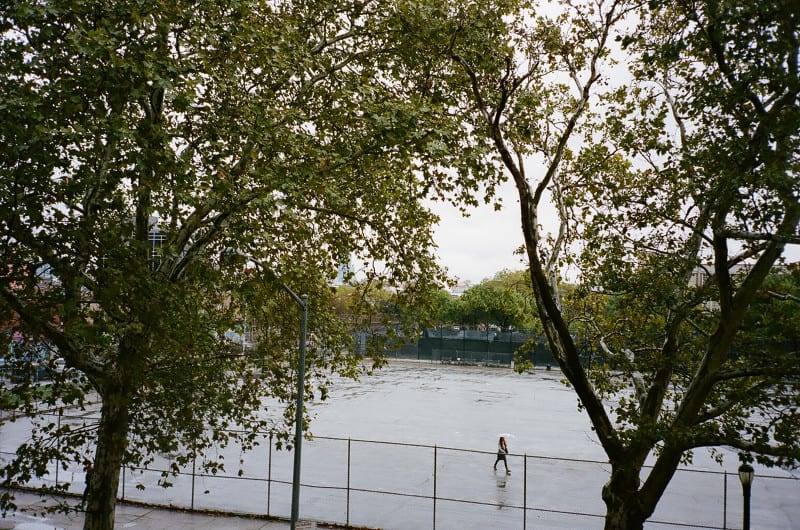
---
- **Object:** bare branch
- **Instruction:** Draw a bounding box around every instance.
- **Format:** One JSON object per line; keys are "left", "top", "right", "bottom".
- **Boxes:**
{"left": 765, "top": 290, "right": 800, "bottom": 303}
{"left": 718, "top": 230, "right": 800, "bottom": 245}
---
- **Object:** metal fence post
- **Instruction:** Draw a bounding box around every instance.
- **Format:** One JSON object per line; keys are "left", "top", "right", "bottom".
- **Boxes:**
{"left": 191, "top": 452, "right": 196, "bottom": 510}
{"left": 347, "top": 438, "right": 352, "bottom": 527}
{"left": 121, "top": 464, "right": 126, "bottom": 501}
{"left": 433, "top": 445, "right": 438, "bottom": 530}
{"left": 55, "top": 412, "right": 61, "bottom": 486}
{"left": 524, "top": 453, "right": 528, "bottom": 530}
{"left": 486, "top": 327, "right": 490, "bottom": 361}
{"left": 439, "top": 325, "right": 443, "bottom": 364}
{"left": 462, "top": 325, "right": 466, "bottom": 361}
{"left": 723, "top": 470, "right": 727, "bottom": 529}
{"left": 267, "top": 433, "right": 273, "bottom": 516}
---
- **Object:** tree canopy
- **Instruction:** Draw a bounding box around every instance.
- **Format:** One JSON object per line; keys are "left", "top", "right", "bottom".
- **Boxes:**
{"left": 0, "top": 1, "right": 499, "bottom": 527}
{"left": 451, "top": 270, "right": 538, "bottom": 330}
{"left": 410, "top": 0, "right": 800, "bottom": 528}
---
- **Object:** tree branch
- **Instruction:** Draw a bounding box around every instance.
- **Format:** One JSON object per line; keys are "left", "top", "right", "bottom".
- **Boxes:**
{"left": 718, "top": 230, "right": 800, "bottom": 245}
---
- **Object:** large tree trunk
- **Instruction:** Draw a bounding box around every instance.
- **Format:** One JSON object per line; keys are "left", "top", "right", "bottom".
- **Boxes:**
{"left": 602, "top": 463, "right": 649, "bottom": 530}
{"left": 84, "top": 391, "right": 131, "bottom": 530}
{"left": 604, "top": 500, "right": 647, "bottom": 530}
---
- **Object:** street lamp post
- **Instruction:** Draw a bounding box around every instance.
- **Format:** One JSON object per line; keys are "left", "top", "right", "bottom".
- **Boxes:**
{"left": 244, "top": 257, "right": 308, "bottom": 529}
{"left": 284, "top": 289, "right": 308, "bottom": 530}
{"left": 738, "top": 463, "right": 754, "bottom": 530}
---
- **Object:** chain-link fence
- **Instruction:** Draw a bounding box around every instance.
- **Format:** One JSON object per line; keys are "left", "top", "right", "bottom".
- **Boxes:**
{"left": 2, "top": 414, "right": 798, "bottom": 529}
{"left": 357, "top": 327, "right": 559, "bottom": 368}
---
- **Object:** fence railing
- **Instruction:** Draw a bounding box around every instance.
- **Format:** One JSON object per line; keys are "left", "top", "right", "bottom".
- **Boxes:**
{"left": 358, "top": 327, "right": 559, "bottom": 368}
{"left": 2, "top": 415, "right": 799, "bottom": 529}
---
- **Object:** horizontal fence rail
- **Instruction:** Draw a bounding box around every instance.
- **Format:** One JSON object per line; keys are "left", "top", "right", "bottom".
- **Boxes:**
{"left": 1, "top": 413, "right": 799, "bottom": 529}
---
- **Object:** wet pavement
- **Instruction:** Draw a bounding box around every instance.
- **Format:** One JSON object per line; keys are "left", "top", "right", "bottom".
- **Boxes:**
{"left": 2, "top": 361, "right": 799, "bottom": 529}
{"left": 0, "top": 489, "right": 337, "bottom": 529}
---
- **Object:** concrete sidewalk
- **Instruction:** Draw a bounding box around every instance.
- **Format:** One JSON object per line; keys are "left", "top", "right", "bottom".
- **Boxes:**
{"left": 0, "top": 490, "right": 337, "bottom": 530}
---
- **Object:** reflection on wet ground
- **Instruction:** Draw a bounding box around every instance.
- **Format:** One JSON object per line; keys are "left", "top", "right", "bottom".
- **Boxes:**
{"left": 305, "top": 361, "right": 601, "bottom": 459}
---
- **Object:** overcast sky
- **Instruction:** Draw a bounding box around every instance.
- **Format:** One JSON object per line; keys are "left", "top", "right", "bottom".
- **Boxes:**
{"left": 430, "top": 176, "right": 800, "bottom": 286}
{"left": 429, "top": 176, "right": 557, "bottom": 285}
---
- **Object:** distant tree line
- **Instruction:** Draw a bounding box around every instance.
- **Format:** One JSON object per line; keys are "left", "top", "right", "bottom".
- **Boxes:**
{"left": 336, "top": 266, "right": 800, "bottom": 372}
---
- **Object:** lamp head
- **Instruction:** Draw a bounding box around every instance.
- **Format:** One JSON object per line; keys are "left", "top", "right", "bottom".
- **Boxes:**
{"left": 738, "top": 463, "right": 754, "bottom": 487}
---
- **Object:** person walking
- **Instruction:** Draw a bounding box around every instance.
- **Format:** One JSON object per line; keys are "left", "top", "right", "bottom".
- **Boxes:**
{"left": 493, "top": 436, "right": 510, "bottom": 474}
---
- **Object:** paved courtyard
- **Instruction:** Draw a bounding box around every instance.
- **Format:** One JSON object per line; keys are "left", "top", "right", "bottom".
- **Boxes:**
{"left": 2, "top": 361, "right": 799, "bottom": 529}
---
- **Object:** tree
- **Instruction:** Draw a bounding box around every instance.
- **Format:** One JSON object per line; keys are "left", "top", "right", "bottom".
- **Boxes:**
{"left": 733, "top": 267, "right": 800, "bottom": 381}
{"left": 456, "top": 269, "right": 538, "bottom": 330}
{"left": 0, "top": 2, "right": 497, "bottom": 528}
{"left": 423, "top": 288, "right": 461, "bottom": 326}
{"left": 331, "top": 281, "right": 404, "bottom": 351}
{"left": 410, "top": 0, "right": 800, "bottom": 528}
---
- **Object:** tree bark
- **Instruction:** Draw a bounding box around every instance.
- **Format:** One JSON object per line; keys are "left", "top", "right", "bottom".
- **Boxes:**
{"left": 83, "top": 390, "right": 131, "bottom": 530}
{"left": 602, "top": 462, "right": 648, "bottom": 530}
{"left": 603, "top": 500, "right": 647, "bottom": 530}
